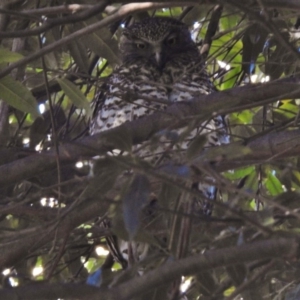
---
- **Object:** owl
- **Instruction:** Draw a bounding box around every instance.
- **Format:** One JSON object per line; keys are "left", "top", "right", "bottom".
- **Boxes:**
{"left": 89, "top": 17, "right": 228, "bottom": 268}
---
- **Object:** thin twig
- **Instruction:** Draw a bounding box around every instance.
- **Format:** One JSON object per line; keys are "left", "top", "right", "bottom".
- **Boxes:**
{"left": 227, "top": 0, "right": 300, "bottom": 61}
{"left": 0, "top": 2, "right": 200, "bottom": 79}
{"left": 0, "top": 1, "right": 109, "bottom": 38}
{"left": 224, "top": 260, "right": 276, "bottom": 300}
{"left": 201, "top": 5, "right": 223, "bottom": 59}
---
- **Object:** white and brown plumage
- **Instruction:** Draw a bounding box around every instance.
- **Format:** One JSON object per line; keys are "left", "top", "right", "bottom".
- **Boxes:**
{"left": 90, "top": 17, "right": 225, "bottom": 139}
{"left": 90, "top": 17, "right": 228, "bottom": 267}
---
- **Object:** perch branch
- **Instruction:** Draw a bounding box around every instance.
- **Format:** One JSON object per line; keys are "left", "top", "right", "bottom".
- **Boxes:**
{"left": 0, "top": 77, "right": 300, "bottom": 187}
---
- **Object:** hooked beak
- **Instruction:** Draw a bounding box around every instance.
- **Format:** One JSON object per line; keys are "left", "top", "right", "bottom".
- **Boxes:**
{"left": 154, "top": 50, "right": 166, "bottom": 69}
{"left": 155, "top": 51, "right": 161, "bottom": 66}
{"left": 153, "top": 45, "right": 165, "bottom": 69}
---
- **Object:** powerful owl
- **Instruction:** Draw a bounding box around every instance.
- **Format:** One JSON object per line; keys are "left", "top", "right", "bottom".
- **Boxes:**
{"left": 89, "top": 17, "right": 228, "bottom": 268}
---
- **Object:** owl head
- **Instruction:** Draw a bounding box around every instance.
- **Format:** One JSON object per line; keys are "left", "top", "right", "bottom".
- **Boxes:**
{"left": 119, "top": 17, "right": 198, "bottom": 68}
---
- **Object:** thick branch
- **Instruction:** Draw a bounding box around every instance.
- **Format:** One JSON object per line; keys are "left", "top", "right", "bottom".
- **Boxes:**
{"left": 0, "top": 237, "right": 298, "bottom": 300}
{"left": 101, "top": 0, "right": 300, "bottom": 10}
{"left": 0, "top": 77, "right": 300, "bottom": 187}
{"left": 110, "top": 237, "right": 299, "bottom": 300}
{"left": 211, "top": 129, "right": 300, "bottom": 172}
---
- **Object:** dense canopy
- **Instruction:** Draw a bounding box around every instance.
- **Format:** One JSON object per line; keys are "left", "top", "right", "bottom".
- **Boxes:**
{"left": 1, "top": 1, "right": 300, "bottom": 299}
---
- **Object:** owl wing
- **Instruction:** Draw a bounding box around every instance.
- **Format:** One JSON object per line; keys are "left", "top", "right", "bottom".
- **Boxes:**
{"left": 166, "top": 58, "right": 229, "bottom": 214}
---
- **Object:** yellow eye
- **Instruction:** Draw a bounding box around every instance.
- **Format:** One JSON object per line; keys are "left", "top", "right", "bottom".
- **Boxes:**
{"left": 167, "top": 37, "right": 177, "bottom": 46}
{"left": 136, "top": 43, "right": 146, "bottom": 49}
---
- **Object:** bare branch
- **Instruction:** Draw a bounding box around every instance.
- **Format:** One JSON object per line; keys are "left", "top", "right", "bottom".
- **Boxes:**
{"left": 0, "top": 101, "right": 9, "bottom": 145}
{"left": 0, "top": 1, "right": 109, "bottom": 38}
{"left": 0, "top": 2, "right": 197, "bottom": 79}
{"left": 0, "top": 237, "right": 297, "bottom": 300}
{"left": 109, "top": 237, "right": 299, "bottom": 300}
{"left": 0, "top": 193, "right": 111, "bottom": 269}
{"left": 0, "top": 77, "right": 299, "bottom": 187}
{"left": 215, "top": 129, "right": 300, "bottom": 172}
{"left": 92, "top": 0, "right": 300, "bottom": 10}
{"left": 0, "top": 4, "right": 94, "bottom": 16}
{"left": 1, "top": 1, "right": 300, "bottom": 78}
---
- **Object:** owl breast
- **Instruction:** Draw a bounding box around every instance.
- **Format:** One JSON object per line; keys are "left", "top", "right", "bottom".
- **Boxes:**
{"left": 91, "top": 55, "right": 226, "bottom": 151}
{"left": 90, "top": 62, "right": 168, "bottom": 135}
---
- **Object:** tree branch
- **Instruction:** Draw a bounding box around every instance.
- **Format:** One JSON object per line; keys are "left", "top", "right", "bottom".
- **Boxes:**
{"left": 209, "top": 129, "right": 300, "bottom": 172}
{"left": 2, "top": 0, "right": 299, "bottom": 79}
{"left": 0, "top": 194, "right": 111, "bottom": 269}
{"left": 0, "top": 2, "right": 197, "bottom": 79}
{"left": 0, "top": 237, "right": 298, "bottom": 300}
{"left": 0, "top": 4, "right": 95, "bottom": 16}
{"left": 96, "top": 0, "right": 300, "bottom": 10}
{"left": 227, "top": 0, "right": 300, "bottom": 61}
{"left": 0, "top": 282, "right": 103, "bottom": 300}
{"left": 0, "top": 1, "right": 109, "bottom": 38}
{"left": 110, "top": 237, "right": 299, "bottom": 300}
{"left": 0, "top": 77, "right": 300, "bottom": 187}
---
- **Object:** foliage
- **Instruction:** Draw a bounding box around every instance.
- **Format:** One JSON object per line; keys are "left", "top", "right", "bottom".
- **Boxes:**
{"left": 1, "top": 1, "right": 300, "bottom": 300}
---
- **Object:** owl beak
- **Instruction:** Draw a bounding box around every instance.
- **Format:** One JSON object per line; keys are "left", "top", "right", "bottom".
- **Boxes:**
{"left": 152, "top": 45, "right": 164, "bottom": 68}
{"left": 154, "top": 51, "right": 166, "bottom": 69}
{"left": 155, "top": 52, "right": 161, "bottom": 66}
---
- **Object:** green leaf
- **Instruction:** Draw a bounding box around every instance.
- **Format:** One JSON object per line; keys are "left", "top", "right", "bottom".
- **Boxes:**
{"left": 224, "top": 166, "right": 255, "bottom": 180}
{"left": 224, "top": 286, "right": 235, "bottom": 297}
{"left": 220, "top": 64, "right": 241, "bottom": 90}
{"left": 232, "top": 110, "right": 253, "bottom": 124}
{"left": 80, "top": 18, "right": 119, "bottom": 65}
{"left": 0, "top": 48, "right": 23, "bottom": 63}
{"left": 158, "top": 182, "right": 181, "bottom": 209}
{"left": 276, "top": 101, "right": 298, "bottom": 119}
{"left": 0, "top": 76, "right": 40, "bottom": 118}
{"left": 56, "top": 77, "right": 92, "bottom": 118}
{"left": 211, "top": 35, "right": 243, "bottom": 59}
{"left": 122, "top": 174, "right": 150, "bottom": 239}
{"left": 220, "top": 14, "right": 240, "bottom": 32}
{"left": 68, "top": 41, "right": 89, "bottom": 74}
{"left": 65, "top": 25, "right": 89, "bottom": 74}
{"left": 265, "top": 172, "right": 284, "bottom": 196}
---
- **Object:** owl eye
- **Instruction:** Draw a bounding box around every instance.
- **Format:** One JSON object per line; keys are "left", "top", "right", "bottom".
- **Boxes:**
{"left": 136, "top": 42, "right": 146, "bottom": 49}
{"left": 166, "top": 36, "right": 177, "bottom": 46}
